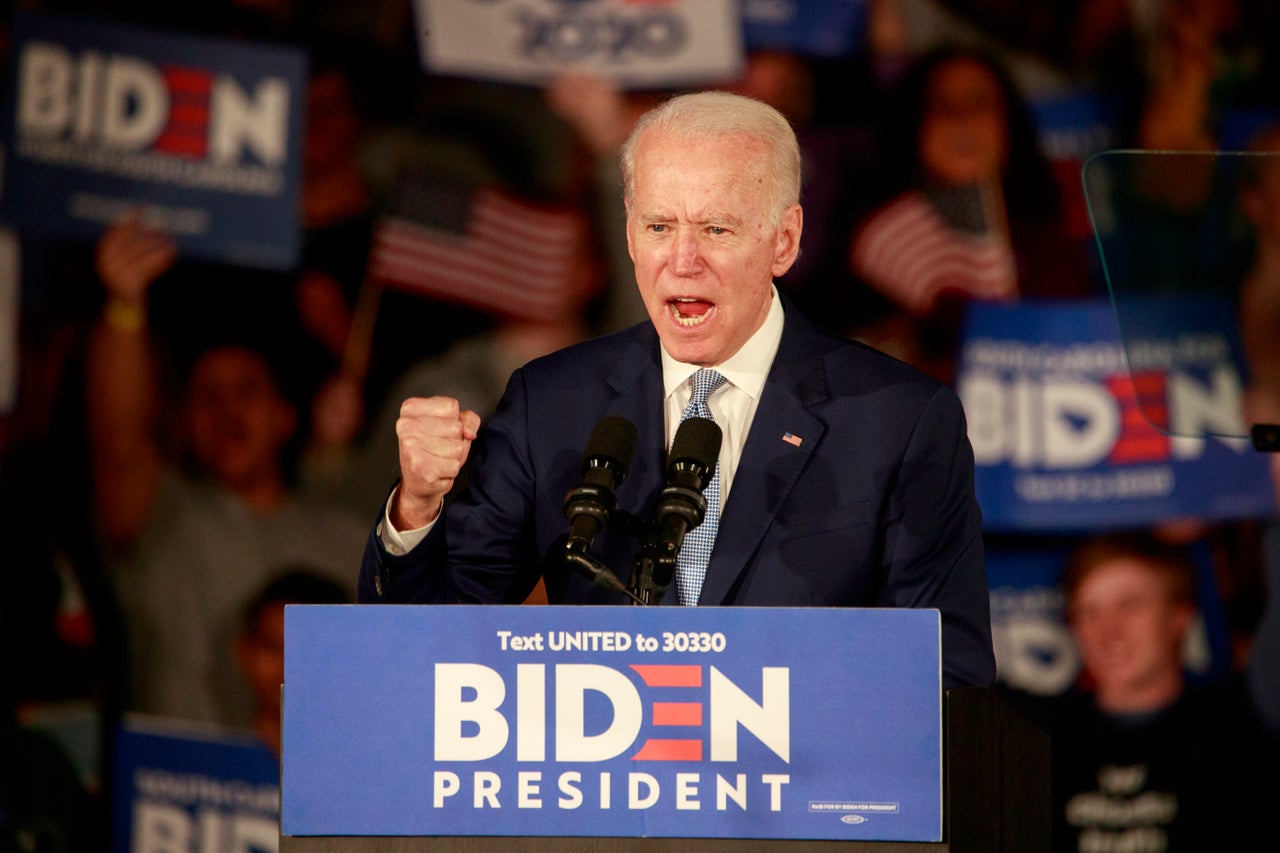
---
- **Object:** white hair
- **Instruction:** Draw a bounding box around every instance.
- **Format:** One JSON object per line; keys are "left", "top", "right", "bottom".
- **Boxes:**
{"left": 620, "top": 91, "right": 801, "bottom": 226}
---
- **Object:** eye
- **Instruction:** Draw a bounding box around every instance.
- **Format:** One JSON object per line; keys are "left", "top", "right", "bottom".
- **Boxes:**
{"left": 648, "top": 223, "right": 667, "bottom": 233}
{"left": 708, "top": 226, "right": 727, "bottom": 235}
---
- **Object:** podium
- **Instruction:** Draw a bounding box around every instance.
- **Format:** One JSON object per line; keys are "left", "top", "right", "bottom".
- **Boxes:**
{"left": 280, "top": 607, "right": 1048, "bottom": 853}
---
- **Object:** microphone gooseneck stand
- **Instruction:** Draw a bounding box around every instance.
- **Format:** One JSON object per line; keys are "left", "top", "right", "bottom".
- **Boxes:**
{"left": 551, "top": 414, "right": 720, "bottom": 607}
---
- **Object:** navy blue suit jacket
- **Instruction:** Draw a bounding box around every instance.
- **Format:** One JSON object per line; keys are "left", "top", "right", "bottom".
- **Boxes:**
{"left": 360, "top": 304, "right": 996, "bottom": 688}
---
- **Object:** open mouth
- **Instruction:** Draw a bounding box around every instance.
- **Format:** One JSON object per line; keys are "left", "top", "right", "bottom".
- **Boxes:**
{"left": 668, "top": 297, "right": 714, "bottom": 327}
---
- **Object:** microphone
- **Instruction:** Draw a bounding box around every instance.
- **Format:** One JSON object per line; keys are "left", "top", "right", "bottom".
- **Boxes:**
{"left": 651, "top": 417, "right": 722, "bottom": 590}
{"left": 563, "top": 415, "right": 639, "bottom": 552}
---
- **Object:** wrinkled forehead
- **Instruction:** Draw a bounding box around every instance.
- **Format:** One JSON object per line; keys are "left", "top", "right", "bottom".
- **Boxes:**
{"left": 631, "top": 130, "right": 772, "bottom": 195}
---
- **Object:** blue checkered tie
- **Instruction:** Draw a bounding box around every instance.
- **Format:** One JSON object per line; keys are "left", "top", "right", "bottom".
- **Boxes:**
{"left": 675, "top": 369, "right": 727, "bottom": 606}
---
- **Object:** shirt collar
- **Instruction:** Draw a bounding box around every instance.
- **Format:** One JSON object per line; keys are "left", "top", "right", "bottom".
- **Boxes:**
{"left": 661, "top": 286, "right": 784, "bottom": 400}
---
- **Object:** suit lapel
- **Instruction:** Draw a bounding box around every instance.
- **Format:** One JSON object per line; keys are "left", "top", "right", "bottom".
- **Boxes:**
{"left": 601, "top": 328, "right": 667, "bottom": 539}
{"left": 698, "top": 309, "right": 829, "bottom": 605}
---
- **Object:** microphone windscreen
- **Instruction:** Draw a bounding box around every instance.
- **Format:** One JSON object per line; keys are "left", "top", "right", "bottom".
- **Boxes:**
{"left": 583, "top": 415, "right": 639, "bottom": 471}
{"left": 669, "top": 417, "right": 721, "bottom": 471}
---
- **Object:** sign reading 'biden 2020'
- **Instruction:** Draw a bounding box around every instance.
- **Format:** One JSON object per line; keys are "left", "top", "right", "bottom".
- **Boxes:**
{"left": 2, "top": 12, "right": 306, "bottom": 269}
{"left": 413, "top": 0, "right": 743, "bottom": 90}
{"left": 282, "top": 606, "right": 942, "bottom": 841}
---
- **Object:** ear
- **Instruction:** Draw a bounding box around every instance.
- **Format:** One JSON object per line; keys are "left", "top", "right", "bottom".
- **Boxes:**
{"left": 1170, "top": 600, "right": 1196, "bottom": 646}
{"left": 770, "top": 203, "right": 803, "bottom": 278}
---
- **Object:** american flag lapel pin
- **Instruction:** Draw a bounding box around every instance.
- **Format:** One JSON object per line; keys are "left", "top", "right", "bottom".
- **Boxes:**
{"left": 782, "top": 432, "right": 803, "bottom": 447}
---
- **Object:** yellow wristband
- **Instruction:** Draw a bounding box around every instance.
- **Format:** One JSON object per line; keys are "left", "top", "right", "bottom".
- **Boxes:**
{"left": 104, "top": 298, "right": 147, "bottom": 332}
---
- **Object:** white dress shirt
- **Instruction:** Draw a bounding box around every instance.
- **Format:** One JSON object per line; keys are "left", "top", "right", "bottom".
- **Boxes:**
{"left": 381, "top": 288, "right": 786, "bottom": 553}
{"left": 660, "top": 287, "right": 784, "bottom": 504}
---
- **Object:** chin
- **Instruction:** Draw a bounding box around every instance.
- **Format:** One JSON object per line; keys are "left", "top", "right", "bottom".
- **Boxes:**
{"left": 662, "top": 341, "right": 720, "bottom": 367}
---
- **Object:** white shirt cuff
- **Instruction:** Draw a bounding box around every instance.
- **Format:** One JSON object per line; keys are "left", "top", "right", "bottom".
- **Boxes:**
{"left": 378, "top": 487, "right": 434, "bottom": 555}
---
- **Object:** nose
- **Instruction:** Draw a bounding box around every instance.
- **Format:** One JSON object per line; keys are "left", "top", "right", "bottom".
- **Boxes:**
{"left": 671, "top": 229, "right": 701, "bottom": 276}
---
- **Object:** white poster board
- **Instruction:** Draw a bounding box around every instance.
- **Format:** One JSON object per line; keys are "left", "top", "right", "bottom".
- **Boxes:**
{"left": 413, "top": 0, "right": 744, "bottom": 89}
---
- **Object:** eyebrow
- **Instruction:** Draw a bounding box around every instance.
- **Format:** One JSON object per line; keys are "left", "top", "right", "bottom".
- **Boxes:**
{"left": 636, "top": 212, "right": 746, "bottom": 227}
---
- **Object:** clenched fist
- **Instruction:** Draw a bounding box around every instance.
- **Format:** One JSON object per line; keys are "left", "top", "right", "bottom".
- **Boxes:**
{"left": 391, "top": 396, "right": 481, "bottom": 530}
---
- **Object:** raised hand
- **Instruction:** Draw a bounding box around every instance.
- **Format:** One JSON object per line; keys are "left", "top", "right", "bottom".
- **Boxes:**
{"left": 391, "top": 396, "right": 481, "bottom": 530}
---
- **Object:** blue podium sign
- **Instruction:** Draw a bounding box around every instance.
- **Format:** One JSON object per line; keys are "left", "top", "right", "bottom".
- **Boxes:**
{"left": 282, "top": 605, "right": 941, "bottom": 842}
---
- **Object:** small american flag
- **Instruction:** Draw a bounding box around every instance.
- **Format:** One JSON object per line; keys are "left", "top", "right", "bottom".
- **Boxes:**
{"left": 851, "top": 189, "right": 1016, "bottom": 315}
{"left": 782, "top": 432, "right": 803, "bottom": 447}
{"left": 366, "top": 170, "right": 586, "bottom": 321}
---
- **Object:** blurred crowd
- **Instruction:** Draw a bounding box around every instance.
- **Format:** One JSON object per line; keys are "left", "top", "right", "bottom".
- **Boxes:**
{"left": 2, "top": 0, "right": 1280, "bottom": 850}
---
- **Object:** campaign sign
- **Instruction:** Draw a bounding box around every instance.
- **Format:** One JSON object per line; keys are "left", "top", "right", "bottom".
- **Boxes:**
{"left": 1028, "top": 89, "right": 1123, "bottom": 243}
{"left": 282, "top": 605, "right": 942, "bottom": 841}
{"left": 413, "top": 0, "right": 744, "bottom": 89}
{"left": 957, "top": 297, "right": 1275, "bottom": 532}
{"left": 1, "top": 12, "right": 306, "bottom": 270}
{"left": 111, "top": 714, "right": 279, "bottom": 853}
{"left": 742, "top": 0, "right": 869, "bottom": 59}
{"left": 986, "top": 542, "right": 1079, "bottom": 697}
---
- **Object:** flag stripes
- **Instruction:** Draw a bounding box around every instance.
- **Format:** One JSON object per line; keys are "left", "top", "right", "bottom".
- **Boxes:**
{"left": 367, "top": 182, "right": 584, "bottom": 321}
{"left": 852, "top": 191, "right": 1017, "bottom": 315}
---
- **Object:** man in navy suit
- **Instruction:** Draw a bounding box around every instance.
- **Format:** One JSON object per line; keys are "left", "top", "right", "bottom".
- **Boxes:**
{"left": 360, "top": 91, "right": 995, "bottom": 689}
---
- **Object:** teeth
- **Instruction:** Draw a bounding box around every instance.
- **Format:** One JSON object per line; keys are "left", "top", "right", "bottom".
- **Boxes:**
{"left": 669, "top": 300, "right": 711, "bottom": 327}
